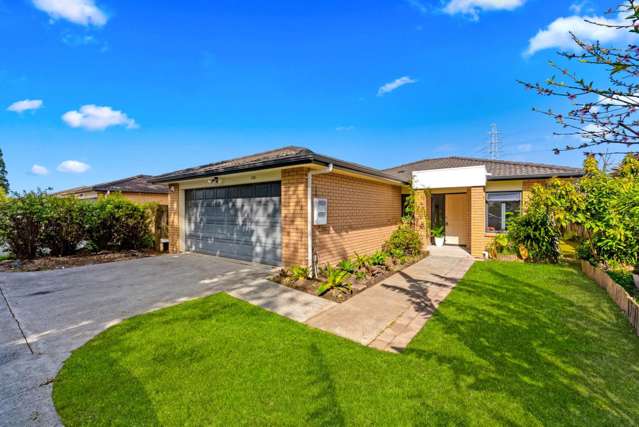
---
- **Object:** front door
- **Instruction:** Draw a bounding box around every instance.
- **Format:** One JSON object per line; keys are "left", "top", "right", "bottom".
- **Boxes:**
{"left": 444, "top": 193, "right": 468, "bottom": 246}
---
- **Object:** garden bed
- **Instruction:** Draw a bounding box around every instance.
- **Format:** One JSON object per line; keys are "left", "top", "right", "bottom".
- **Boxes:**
{"left": 0, "top": 250, "right": 158, "bottom": 272}
{"left": 270, "top": 252, "right": 427, "bottom": 303}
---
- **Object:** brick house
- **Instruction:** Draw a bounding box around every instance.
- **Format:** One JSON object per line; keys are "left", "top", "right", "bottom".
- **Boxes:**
{"left": 55, "top": 175, "right": 169, "bottom": 205}
{"left": 151, "top": 146, "right": 582, "bottom": 268}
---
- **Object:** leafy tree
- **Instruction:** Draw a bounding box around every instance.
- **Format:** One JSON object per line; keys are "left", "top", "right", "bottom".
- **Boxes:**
{"left": 0, "top": 148, "right": 8, "bottom": 193}
{"left": 520, "top": 1, "right": 639, "bottom": 157}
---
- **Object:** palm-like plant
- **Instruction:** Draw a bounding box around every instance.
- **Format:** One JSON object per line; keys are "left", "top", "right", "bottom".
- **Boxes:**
{"left": 317, "top": 264, "right": 351, "bottom": 296}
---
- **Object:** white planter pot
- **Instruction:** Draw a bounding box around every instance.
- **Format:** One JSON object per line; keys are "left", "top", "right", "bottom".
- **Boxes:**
{"left": 434, "top": 237, "right": 445, "bottom": 247}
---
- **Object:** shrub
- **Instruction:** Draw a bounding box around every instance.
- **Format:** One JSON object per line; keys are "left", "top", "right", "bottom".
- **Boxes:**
{"left": 507, "top": 209, "right": 560, "bottom": 263}
{"left": 317, "top": 264, "right": 351, "bottom": 295}
{"left": 368, "top": 251, "right": 388, "bottom": 266}
{"left": 86, "top": 194, "right": 153, "bottom": 251}
{"left": 41, "top": 197, "right": 89, "bottom": 256}
{"left": 289, "top": 265, "right": 309, "bottom": 280}
{"left": 389, "top": 248, "right": 407, "bottom": 264}
{"left": 383, "top": 222, "right": 421, "bottom": 257}
{"left": 0, "top": 190, "right": 48, "bottom": 259}
{"left": 431, "top": 224, "right": 445, "bottom": 238}
{"left": 352, "top": 253, "right": 370, "bottom": 270}
{"left": 337, "top": 259, "right": 356, "bottom": 273}
{"left": 487, "top": 233, "right": 513, "bottom": 258}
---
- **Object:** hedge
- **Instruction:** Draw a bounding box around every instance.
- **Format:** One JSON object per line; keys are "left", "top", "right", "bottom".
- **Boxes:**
{"left": 0, "top": 191, "right": 154, "bottom": 259}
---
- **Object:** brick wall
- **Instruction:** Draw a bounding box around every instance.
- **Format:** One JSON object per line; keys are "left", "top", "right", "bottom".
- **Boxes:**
{"left": 168, "top": 184, "right": 180, "bottom": 253}
{"left": 120, "top": 192, "right": 169, "bottom": 205}
{"left": 281, "top": 168, "right": 309, "bottom": 266}
{"left": 312, "top": 172, "right": 402, "bottom": 265}
{"left": 414, "top": 190, "right": 430, "bottom": 250}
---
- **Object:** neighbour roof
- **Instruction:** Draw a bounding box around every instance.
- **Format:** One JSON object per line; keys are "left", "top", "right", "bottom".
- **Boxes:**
{"left": 384, "top": 156, "right": 583, "bottom": 181}
{"left": 56, "top": 175, "right": 169, "bottom": 195}
{"left": 151, "top": 146, "right": 408, "bottom": 184}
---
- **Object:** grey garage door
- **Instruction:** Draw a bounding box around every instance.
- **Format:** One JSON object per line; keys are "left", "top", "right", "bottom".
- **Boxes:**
{"left": 185, "top": 182, "right": 282, "bottom": 265}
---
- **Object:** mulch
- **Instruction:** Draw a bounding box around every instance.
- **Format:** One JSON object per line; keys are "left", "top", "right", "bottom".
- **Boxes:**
{"left": 273, "top": 253, "right": 427, "bottom": 303}
{"left": 0, "top": 250, "right": 159, "bottom": 272}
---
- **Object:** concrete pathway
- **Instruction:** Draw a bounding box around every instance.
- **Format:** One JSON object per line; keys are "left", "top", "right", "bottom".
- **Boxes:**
{"left": 0, "top": 254, "right": 333, "bottom": 427}
{"left": 306, "top": 246, "right": 474, "bottom": 352}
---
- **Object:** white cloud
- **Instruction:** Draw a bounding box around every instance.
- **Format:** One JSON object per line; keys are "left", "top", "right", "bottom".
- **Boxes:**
{"left": 336, "top": 125, "right": 355, "bottom": 131}
{"left": 525, "top": 13, "right": 635, "bottom": 56}
{"left": 62, "top": 105, "right": 138, "bottom": 131}
{"left": 517, "top": 143, "right": 533, "bottom": 152}
{"left": 32, "top": 0, "right": 107, "bottom": 26}
{"left": 57, "top": 160, "right": 90, "bottom": 173}
{"left": 377, "top": 76, "right": 417, "bottom": 96}
{"left": 7, "top": 99, "right": 43, "bottom": 113}
{"left": 443, "top": 0, "right": 525, "bottom": 20}
{"left": 31, "top": 164, "right": 49, "bottom": 175}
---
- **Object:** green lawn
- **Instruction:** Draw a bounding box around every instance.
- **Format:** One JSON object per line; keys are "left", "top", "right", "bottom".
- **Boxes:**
{"left": 53, "top": 262, "right": 639, "bottom": 426}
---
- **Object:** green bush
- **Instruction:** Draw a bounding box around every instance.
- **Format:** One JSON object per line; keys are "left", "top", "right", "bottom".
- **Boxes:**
{"left": 289, "top": 265, "right": 309, "bottom": 280}
{"left": 0, "top": 191, "right": 154, "bottom": 259}
{"left": 86, "top": 195, "right": 153, "bottom": 251}
{"left": 508, "top": 154, "right": 639, "bottom": 266}
{"left": 0, "top": 190, "right": 48, "bottom": 259}
{"left": 317, "top": 264, "right": 351, "bottom": 296}
{"left": 337, "top": 259, "right": 356, "bottom": 273}
{"left": 508, "top": 209, "right": 560, "bottom": 263}
{"left": 41, "top": 197, "right": 90, "bottom": 256}
{"left": 368, "top": 251, "right": 388, "bottom": 266}
{"left": 383, "top": 222, "right": 422, "bottom": 257}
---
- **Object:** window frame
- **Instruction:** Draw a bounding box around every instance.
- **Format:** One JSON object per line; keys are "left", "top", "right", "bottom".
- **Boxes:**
{"left": 485, "top": 191, "right": 522, "bottom": 233}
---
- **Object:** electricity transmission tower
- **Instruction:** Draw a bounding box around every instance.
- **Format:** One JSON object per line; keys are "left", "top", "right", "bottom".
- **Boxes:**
{"left": 487, "top": 123, "right": 502, "bottom": 160}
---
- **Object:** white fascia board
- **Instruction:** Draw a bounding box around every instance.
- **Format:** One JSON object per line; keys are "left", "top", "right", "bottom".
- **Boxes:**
{"left": 412, "top": 165, "right": 487, "bottom": 189}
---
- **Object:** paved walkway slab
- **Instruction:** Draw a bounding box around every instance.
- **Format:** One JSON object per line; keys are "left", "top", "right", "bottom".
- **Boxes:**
{"left": 306, "top": 246, "right": 474, "bottom": 352}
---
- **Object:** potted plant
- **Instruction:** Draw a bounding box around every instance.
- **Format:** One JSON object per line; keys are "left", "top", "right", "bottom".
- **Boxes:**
{"left": 432, "top": 223, "right": 445, "bottom": 247}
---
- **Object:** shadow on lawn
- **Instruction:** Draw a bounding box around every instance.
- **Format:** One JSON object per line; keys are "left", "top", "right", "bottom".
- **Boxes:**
{"left": 305, "top": 343, "right": 345, "bottom": 426}
{"left": 404, "top": 263, "right": 639, "bottom": 425}
{"left": 55, "top": 351, "right": 161, "bottom": 425}
{"left": 379, "top": 270, "right": 455, "bottom": 318}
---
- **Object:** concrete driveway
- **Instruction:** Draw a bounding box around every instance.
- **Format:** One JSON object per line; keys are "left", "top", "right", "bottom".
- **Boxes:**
{"left": 0, "top": 254, "right": 333, "bottom": 426}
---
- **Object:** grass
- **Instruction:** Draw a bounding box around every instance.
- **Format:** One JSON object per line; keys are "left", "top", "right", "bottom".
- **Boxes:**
{"left": 53, "top": 262, "right": 639, "bottom": 426}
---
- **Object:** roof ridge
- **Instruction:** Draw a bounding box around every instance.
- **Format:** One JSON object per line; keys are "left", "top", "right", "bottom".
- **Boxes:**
{"left": 153, "top": 146, "right": 312, "bottom": 179}
{"left": 95, "top": 174, "right": 148, "bottom": 188}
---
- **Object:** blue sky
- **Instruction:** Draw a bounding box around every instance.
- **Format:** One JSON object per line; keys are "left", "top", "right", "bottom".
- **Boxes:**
{"left": 0, "top": 0, "right": 623, "bottom": 192}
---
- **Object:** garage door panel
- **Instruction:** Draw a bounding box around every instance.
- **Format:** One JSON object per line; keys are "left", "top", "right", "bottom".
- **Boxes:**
{"left": 185, "top": 182, "right": 281, "bottom": 265}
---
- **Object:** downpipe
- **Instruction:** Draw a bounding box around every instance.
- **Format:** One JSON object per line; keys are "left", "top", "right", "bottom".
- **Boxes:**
{"left": 307, "top": 163, "right": 333, "bottom": 278}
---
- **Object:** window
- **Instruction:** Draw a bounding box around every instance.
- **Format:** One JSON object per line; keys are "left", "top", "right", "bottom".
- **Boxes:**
{"left": 486, "top": 191, "right": 521, "bottom": 233}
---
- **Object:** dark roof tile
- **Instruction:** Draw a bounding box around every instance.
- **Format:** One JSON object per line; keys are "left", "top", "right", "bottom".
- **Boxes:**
{"left": 384, "top": 156, "right": 583, "bottom": 181}
{"left": 56, "top": 175, "right": 169, "bottom": 195}
{"left": 151, "top": 146, "right": 406, "bottom": 183}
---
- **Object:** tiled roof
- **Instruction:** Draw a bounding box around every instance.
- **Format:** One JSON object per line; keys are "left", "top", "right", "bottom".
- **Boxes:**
{"left": 56, "top": 175, "right": 169, "bottom": 195}
{"left": 384, "top": 156, "right": 583, "bottom": 181}
{"left": 151, "top": 146, "right": 406, "bottom": 183}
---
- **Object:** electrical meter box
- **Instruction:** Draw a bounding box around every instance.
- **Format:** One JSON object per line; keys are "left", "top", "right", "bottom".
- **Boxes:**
{"left": 313, "top": 198, "right": 328, "bottom": 225}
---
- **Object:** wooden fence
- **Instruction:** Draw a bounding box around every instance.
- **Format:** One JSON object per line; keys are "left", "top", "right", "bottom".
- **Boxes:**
{"left": 581, "top": 260, "right": 639, "bottom": 335}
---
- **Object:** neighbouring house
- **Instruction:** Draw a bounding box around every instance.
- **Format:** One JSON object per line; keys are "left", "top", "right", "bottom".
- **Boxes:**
{"left": 54, "top": 175, "right": 169, "bottom": 205}
{"left": 151, "top": 146, "right": 583, "bottom": 268}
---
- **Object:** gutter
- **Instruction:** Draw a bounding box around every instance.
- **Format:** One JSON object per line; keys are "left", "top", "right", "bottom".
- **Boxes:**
{"left": 487, "top": 172, "right": 583, "bottom": 181}
{"left": 308, "top": 163, "right": 333, "bottom": 277}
